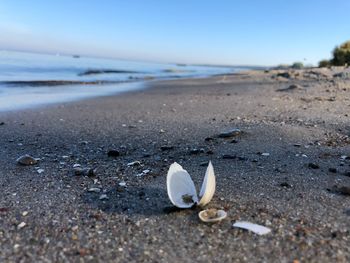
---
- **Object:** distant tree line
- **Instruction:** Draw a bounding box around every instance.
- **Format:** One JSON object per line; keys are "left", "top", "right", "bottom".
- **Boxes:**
{"left": 319, "top": 40, "right": 350, "bottom": 67}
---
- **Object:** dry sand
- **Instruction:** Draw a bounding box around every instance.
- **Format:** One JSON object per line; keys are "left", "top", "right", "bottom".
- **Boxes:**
{"left": 0, "top": 68, "right": 350, "bottom": 262}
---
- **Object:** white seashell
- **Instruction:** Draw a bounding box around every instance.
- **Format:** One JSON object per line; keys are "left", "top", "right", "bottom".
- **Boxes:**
{"left": 166, "top": 162, "right": 198, "bottom": 208}
{"left": 166, "top": 162, "right": 216, "bottom": 208}
{"left": 198, "top": 161, "right": 216, "bottom": 206}
{"left": 232, "top": 221, "right": 271, "bottom": 235}
{"left": 198, "top": 208, "right": 227, "bottom": 223}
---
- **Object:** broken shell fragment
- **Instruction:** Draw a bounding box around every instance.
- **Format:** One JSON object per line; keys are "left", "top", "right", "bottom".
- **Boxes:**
{"left": 232, "top": 221, "right": 271, "bottom": 235}
{"left": 199, "top": 208, "right": 227, "bottom": 223}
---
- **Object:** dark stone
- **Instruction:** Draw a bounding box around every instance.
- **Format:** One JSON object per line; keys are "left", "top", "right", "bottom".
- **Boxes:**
{"left": 328, "top": 168, "right": 337, "bottom": 173}
{"left": 189, "top": 149, "right": 200, "bottom": 154}
{"left": 276, "top": 72, "right": 291, "bottom": 78}
{"left": 276, "top": 84, "right": 303, "bottom": 92}
{"left": 161, "top": 146, "right": 174, "bottom": 151}
{"left": 222, "top": 154, "right": 236, "bottom": 159}
{"left": 218, "top": 128, "right": 242, "bottom": 138}
{"left": 107, "top": 150, "right": 120, "bottom": 157}
{"left": 206, "top": 150, "right": 214, "bottom": 155}
{"left": 205, "top": 137, "right": 214, "bottom": 142}
{"left": 230, "top": 139, "right": 239, "bottom": 144}
{"left": 16, "top": 155, "right": 38, "bottom": 165}
{"left": 308, "top": 163, "right": 320, "bottom": 169}
{"left": 280, "top": 182, "right": 292, "bottom": 188}
{"left": 338, "top": 186, "right": 350, "bottom": 196}
{"left": 163, "top": 206, "right": 184, "bottom": 214}
{"left": 344, "top": 171, "right": 350, "bottom": 177}
{"left": 200, "top": 161, "right": 209, "bottom": 166}
{"left": 0, "top": 122, "right": 4, "bottom": 125}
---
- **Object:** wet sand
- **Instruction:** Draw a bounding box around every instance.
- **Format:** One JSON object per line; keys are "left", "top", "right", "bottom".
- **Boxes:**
{"left": 0, "top": 68, "right": 350, "bottom": 262}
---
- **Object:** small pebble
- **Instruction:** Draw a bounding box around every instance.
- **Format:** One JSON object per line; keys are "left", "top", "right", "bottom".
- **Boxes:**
{"left": 88, "top": 188, "right": 101, "bottom": 193}
{"left": 17, "top": 222, "right": 26, "bottom": 229}
{"left": 190, "top": 149, "right": 200, "bottom": 154}
{"left": 200, "top": 161, "right": 209, "bottom": 166}
{"left": 328, "top": 168, "right": 337, "bottom": 173}
{"left": 99, "top": 194, "right": 108, "bottom": 200}
{"left": 36, "top": 168, "right": 44, "bottom": 174}
{"left": 127, "top": 161, "right": 141, "bottom": 166}
{"left": 218, "top": 128, "right": 242, "bottom": 138}
{"left": 119, "top": 182, "right": 127, "bottom": 187}
{"left": 280, "top": 182, "right": 292, "bottom": 188}
{"left": 161, "top": 146, "right": 174, "bottom": 151}
{"left": 16, "top": 155, "right": 38, "bottom": 165}
{"left": 308, "top": 163, "right": 320, "bottom": 169}
{"left": 222, "top": 154, "right": 236, "bottom": 159}
{"left": 108, "top": 150, "right": 120, "bottom": 157}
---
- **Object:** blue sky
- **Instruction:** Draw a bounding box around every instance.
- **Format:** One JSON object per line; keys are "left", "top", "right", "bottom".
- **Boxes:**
{"left": 1, "top": 0, "right": 349, "bottom": 66}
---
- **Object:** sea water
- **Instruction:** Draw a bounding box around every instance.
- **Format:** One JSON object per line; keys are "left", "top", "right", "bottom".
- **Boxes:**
{"left": 0, "top": 50, "right": 249, "bottom": 111}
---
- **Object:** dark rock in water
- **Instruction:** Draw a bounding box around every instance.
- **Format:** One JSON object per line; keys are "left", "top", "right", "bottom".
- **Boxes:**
{"left": 230, "top": 139, "right": 239, "bottom": 144}
{"left": 344, "top": 171, "right": 350, "bottom": 177}
{"left": 328, "top": 168, "right": 337, "bottom": 173}
{"left": 107, "top": 150, "right": 120, "bottom": 157}
{"left": 78, "top": 69, "right": 141, "bottom": 76}
{"left": 161, "top": 146, "right": 174, "bottom": 151}
{"left": 205, "top": 137, "right": 214, "bottom": 142}
{"left": 218, "top": 128, "right": 242, "bottom": 138}
{"left": 16, "top": 155, "right": 38, "bottom": 165}
{"left": 222, "top": 154, "right": 236, "bottom": 159}
{"left": 308, "top": 163, "right": 319, "bottom": 169}
{"left": 0, "top": 122, "right": 4, "bottom": 126}
{"left": 206, "top": 150, "right": 214, "bottom": 155}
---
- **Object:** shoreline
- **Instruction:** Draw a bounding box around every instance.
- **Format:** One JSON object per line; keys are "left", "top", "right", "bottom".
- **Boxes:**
{"left": 1, "top": 68, "right": 350, "bottom": 262}
{"left": 0, "top": 71, "right": 244, "bottom": 113}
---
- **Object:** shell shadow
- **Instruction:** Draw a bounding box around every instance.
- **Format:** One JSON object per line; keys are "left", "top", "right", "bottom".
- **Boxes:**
{"left": 82, "top": 185, "right": 172, "bottom": 216}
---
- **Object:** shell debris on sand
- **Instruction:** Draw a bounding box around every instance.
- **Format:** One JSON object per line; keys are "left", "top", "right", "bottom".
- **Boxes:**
{"left": 233, "top": 221, "right": 271, "bottom": 235}
{"left": 199, "top": 208, "right": 227, "bottom": 223}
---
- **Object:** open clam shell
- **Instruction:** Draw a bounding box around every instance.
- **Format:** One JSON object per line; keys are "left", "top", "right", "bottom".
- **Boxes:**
{"left": 198, "top": 161, "right": 216, "bottom": 207}
{"left": 198, "top": 208, "right": 227, "bottom": 223}
{"left": 166, "top": 161, "right": 216, "bottom": 208}
{"left": 166, "top": 162, "right": 198, "bottom": 208}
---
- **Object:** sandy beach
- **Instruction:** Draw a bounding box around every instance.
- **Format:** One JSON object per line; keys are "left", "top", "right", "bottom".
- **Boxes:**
{"left": 1, "top": 68, "right": 350, "bottom": 262}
